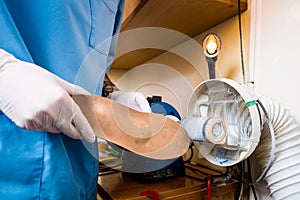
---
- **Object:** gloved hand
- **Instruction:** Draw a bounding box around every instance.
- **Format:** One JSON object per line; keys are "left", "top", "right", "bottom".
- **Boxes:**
{"left": 109, "top": 91, "right": 151, "bottom": 112}
{"left": 166, "top": 115, "right": 180, "bottom": 122}
{"left": 0, "top": 49, "right": 95, "bottom": 143}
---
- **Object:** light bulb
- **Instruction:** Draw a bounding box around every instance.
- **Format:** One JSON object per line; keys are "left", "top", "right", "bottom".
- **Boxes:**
{"left": 206, "top": 35, "right": 218, "bottom": 55}
{"left": 202, "top": 33, "right": 221, "bottom": 58}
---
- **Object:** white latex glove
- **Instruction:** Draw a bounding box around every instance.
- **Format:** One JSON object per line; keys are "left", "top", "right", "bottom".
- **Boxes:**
{"left": 109, "top": 91, "right": 151, "bottom": 113}
{"left": 166, "top": 115, "right": 180, "bottom": 122}
{"left": 0, "top": 49, "right": 95, "bottom": 143}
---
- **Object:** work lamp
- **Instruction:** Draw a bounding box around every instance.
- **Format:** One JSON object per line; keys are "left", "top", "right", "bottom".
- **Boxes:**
{"left": 202, "top": 33, "right": 222, "bottom": 79}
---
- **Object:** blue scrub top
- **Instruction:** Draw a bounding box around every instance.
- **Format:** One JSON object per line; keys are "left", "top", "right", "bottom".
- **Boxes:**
{"left": 0, "top": 0, "right": 124, "bottom": 199}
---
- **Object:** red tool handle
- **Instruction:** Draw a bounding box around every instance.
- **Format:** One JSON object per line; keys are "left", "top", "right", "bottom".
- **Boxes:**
{"left": 207, "top": 175, "right": 212, "bottom": 200}
{"left": 140, "top": 190, "right": 159, "bottom": 200}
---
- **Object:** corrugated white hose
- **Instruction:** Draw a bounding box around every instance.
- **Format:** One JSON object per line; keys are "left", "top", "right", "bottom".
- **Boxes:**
{"left": 252, "top": 96, "right": 300, "bottom": 199}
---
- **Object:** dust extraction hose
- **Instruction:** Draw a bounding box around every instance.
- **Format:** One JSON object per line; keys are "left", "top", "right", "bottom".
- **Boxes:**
{"left": 252, "top": 96, "right": 300, "bottom": 199}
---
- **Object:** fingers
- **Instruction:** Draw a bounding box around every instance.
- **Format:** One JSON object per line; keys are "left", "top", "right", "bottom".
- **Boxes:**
{"left": 70, "top": 102, "right": 96, "bottom": 143}
{"left": 56, "top": 121, "right": 82, "bottom": 140}
{"left": 52, "top": 77, "right": 95, "bottom": 142}
{"left": 110, "top": 91, "right": 151, "bottom": 112}
{"left": 133, "top": 93, "right": 152, "bottom": 113}
{"left": 70, "top": 84, "right": 91, "bottom": 95}
{"left": 166, "top": 115, "right": 180, "bottom": 122}
{"left": 53, "top": 96, "right": 95, "bottom": 143}
{"left": 54, "top": 74, "right": 91, "bottom": 95}
{"left": 23, "top": 110, "right": 83, "bottom": 141}
{"left": 56, "top": 113, "right": 95, "bottom": 143}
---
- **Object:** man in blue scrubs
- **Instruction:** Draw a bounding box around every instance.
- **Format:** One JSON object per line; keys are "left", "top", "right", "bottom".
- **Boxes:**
{"left": 0, "top": 0, "right": 129, "bottom": 199}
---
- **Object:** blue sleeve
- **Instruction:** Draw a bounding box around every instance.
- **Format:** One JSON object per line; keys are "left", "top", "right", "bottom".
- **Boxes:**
{"left": 0, "top": 1, "right": 33, "bottom": 62}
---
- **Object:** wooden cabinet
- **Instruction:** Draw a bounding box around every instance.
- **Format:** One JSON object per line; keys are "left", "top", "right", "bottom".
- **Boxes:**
{"left": 111, "top": 0, "right": 247, "bottom": 69}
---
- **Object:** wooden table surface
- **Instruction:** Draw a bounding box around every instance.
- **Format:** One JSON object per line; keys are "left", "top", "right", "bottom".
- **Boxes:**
{"left": 97, "top": 163, "right": 240, "bottom": 200}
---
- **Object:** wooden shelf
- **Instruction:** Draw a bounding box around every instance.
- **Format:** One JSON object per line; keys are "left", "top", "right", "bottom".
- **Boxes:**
{"left": 112, "top": 0, "right": 247, "bottom": 69}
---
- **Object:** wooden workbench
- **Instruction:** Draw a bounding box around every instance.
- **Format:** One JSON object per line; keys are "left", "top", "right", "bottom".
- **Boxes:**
{"left": 97, "top": 164, "right": 240, "bottom": 200}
